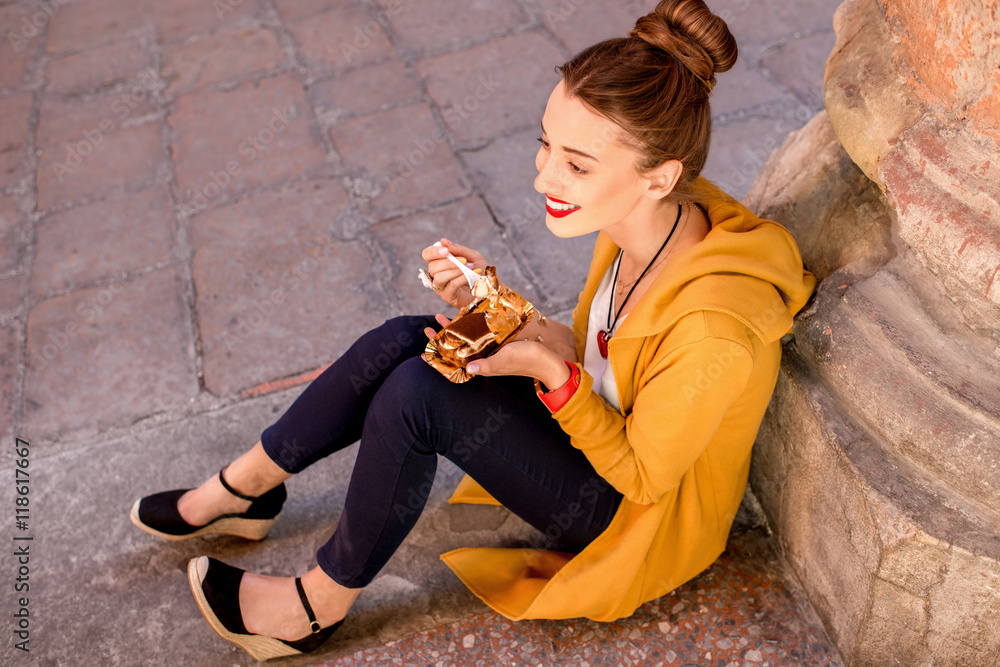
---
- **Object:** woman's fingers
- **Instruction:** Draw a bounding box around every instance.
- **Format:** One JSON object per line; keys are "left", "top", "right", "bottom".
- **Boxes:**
{"left": 430, "top": 265, "right": 460, "bottom": 289}
{"left": 423, "top": 314, "right": 452, "bottom": 341}
{"left": 440, "top": 239, "right": 486, "bottom": 267}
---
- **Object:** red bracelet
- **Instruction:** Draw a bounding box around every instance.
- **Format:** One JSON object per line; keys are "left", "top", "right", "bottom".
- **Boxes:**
{"left": 535, "top": 361, "right": 581, "bottom": 413}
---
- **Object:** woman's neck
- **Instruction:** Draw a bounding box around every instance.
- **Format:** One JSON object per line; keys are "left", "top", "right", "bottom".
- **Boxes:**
{"left": 604, "top": 196, "right": 701, "bottom": 271}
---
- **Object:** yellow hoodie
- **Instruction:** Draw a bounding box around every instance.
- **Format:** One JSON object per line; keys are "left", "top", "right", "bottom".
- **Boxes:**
{"left": 440, "top": 178, "right": 816, "bottom": 621}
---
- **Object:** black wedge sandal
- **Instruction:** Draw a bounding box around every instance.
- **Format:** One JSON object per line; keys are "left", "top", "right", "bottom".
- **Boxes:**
{"left": 188, "top": 556, "right": 344, "bottom": 661}
{"left": 129, "top": 467, "right": 286, "bottom": 541}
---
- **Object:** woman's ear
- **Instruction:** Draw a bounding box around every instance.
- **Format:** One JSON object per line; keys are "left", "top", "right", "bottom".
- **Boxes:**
{"left": 644, "top": 160, "right": 683, "bottom": 200}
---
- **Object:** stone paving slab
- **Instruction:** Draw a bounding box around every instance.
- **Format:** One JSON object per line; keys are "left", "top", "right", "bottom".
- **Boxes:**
{"left": 35, "top": 121, "right": 163, "bottom": 212}
{"left": 533, "top": 0, "right": 652, "bottom": 56}
{"left": 762, "top": 31, "right": 838, "bottom": 111}
{"left": 0, "top": 325, "right": 15, "bottom": 443}
{"left": 35, "top": 81, "right": 159, "bottom": 149}
{"left": 190, "top": 176, "right": 391, "bottom": 397}
{"left": 377, "top": 0, "right": 529, "bottom": 60}
{"left": 168, "top": 72, "right": 327, "bottom": 212}
{"left": 0, "top": 90, "right": 32, "bottom": 190}
{"left": 30, "top": 182, "right": 176, "bottom": 296}
{"left": 308, "top": 59, "right": 423, "bottom": 124}
{"left": 151, "top": 0, "right": 263, "bottom": 45}
{"left": 709, "top": 0, "right": 839, "bottom": 59}
{"left": 0, "top": 194, "right": 25, "bottom": 276}
{"left": 331, "top": 102, "right": 471, "bottom": 222}
{"left": 160, "top": 27, "right": 285, "bottom": 100}
{"left": 0, "top": 276, "right": 20, "bottom": 320}
{"left": 285, "top": 2, "right": 396, "bottom": 77}
{"left": 45, "top": 36, "right": 154, "bottom": 96}
{"left": 23, "top": 266, "right": 200, "bottom": 447}
{"left": 416, "top": 31, "right": 561, "bottom": 147}
{"left": 45, "top": 0, "right": 153, "bottom": 54}
{"left": 0, "top": 2, "right": 42, "bottom": 90}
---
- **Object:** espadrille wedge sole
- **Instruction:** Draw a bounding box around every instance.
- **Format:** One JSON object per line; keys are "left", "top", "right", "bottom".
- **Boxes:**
{"left": 187, "top": 556, "right": 342, "bottom": 661}
{"left": 129, "top": 502, "right": 276, "bottom": 541}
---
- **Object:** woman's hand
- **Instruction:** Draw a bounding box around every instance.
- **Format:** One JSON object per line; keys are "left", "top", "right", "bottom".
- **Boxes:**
{"left": 419, "top": 238, "right": 488, "bottom": 310}
{"left": 424, "top": 314, "right": 571, "bottom": 390}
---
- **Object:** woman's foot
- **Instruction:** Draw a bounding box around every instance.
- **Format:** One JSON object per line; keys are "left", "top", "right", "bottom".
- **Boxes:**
{"left": 130, "top": 444, "right": 291, "bottom": 541}
{"left": 188, "top": 557, "right": 360, "bottom": 660}
{"left": 178, "top": 442, "right": 290, "bottom": 527}
{"left": 239, "top": 567, "right": 358, "bottom": 642}
{"left": 175, "top": 471, "right": 252, "bottom": 527}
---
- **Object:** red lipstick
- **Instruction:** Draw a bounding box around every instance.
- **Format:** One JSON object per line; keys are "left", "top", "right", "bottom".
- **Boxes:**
{"left": 545, "top": 195, "right": 581, "bottom": 219}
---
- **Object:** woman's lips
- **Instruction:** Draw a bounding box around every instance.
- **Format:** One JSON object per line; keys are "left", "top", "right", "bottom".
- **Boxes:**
{"left": 545, "top": 195, "right": 581, "bottom": 218}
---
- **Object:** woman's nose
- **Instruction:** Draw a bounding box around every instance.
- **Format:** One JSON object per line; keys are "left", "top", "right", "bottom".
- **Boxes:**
{"left": 534, "top": 154, "right": 557, "bottom": 194}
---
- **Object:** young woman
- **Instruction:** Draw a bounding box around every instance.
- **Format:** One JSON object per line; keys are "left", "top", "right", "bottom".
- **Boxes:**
{"left": 130, "top": 0, "right": 815, "bottom": 659}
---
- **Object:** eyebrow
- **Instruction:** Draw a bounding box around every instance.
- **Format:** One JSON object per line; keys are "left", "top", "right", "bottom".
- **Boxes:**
{"left": 540, "top": 121, "right": 600, "bottom": 162}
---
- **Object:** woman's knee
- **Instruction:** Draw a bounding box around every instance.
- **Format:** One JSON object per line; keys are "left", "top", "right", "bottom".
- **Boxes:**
{"left": 370, "top": 357, "right": 446, "bottom": 412}
{"left": 363, "top": 316, "right": 436, "bottom": 363}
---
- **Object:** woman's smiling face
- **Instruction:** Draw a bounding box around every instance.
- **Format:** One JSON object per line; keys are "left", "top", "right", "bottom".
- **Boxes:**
{"left": 534, "top": 80, "right": 655, "bottom": 238}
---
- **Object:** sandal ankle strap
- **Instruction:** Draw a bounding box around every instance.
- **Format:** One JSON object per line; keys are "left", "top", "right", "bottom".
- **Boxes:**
{"left": 218, "top": 466, "right": 259, "bottom": 502}
{"left": 295, "top": 578, "right": 322, "bottom": 634}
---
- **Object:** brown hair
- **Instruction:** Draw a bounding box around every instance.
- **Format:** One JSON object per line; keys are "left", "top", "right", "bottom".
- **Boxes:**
{"left": 556, "top": 0, "right": 738, "bottom": 193}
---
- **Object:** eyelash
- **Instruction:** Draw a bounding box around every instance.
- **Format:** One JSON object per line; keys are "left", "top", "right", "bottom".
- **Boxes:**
{"left": 537, "top": 137, "right": 588, "bottom": 175}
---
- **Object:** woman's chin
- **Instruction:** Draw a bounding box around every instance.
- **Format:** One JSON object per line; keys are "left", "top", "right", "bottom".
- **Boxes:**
{"left": 545, "top": 215, "right": 591, "bottom": 238}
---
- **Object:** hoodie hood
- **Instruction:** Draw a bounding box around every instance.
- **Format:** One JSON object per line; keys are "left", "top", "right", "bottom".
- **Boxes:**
{"left": 577, "top": 178, "right": 816, "bottom": 346}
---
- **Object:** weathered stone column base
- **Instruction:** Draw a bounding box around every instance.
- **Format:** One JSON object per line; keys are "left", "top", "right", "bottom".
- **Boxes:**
{"left": 744, "top": 106, "right": 1000, "bottom": 665}
{"left": 754, "top": 343, "right": 1000, "bottom": 665}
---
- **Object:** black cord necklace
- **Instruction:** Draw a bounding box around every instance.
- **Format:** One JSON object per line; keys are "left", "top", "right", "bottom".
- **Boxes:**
{"left": 596, "top": 202, "right": 683, "bottom": 359}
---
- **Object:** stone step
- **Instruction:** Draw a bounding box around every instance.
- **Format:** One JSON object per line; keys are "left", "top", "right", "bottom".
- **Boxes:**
{"left": 752, "top": 340, "right": 1000, "bottom": 663}
{"left": 793, "top": 264, "right": 1000, "bottom": 514}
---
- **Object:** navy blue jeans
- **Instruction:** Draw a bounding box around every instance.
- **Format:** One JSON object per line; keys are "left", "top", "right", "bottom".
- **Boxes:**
{"left": 260, "top": 316, "right": 623, "bottom": 588}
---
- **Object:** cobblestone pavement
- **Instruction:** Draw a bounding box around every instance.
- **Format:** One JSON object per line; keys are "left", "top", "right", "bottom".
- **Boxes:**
{"left": 1, "top": 0, "right": 842, "bottom": 663}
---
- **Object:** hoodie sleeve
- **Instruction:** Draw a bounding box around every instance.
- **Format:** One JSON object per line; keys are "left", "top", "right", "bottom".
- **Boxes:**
{"left": 550, "top": 315, "right": 755, "bottom": 505}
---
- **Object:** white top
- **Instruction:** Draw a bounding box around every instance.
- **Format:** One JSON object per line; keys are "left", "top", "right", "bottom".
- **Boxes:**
{"left": 583, "top": 254, "right": 626, "bottom": 411}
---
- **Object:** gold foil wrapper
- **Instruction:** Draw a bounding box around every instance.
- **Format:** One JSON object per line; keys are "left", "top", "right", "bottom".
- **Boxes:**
{"left": 422, "top": 266, "right": 535, "bottom": 383}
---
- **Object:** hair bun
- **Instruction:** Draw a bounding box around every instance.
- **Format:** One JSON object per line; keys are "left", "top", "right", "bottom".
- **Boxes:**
{"left": 630, "top": 0, "right": 738, "bottom": 91}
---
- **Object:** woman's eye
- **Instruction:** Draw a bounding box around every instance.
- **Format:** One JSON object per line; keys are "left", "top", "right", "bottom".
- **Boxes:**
{"left": 537, "top": 136, "right": 586, "bottom": 174}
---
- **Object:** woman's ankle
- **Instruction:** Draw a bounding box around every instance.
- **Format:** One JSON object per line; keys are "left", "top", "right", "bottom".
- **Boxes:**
{"left": 240, "top": 568, "right": 359, "bottom": 640}
{"left": 222, "top": 442, "right": 292, "bottom": 498}
{"left": 300, "top": 567, "right": 361, "bottom": 628}
{"left": 176, "top": 473, "right": 251, "bottom": 527}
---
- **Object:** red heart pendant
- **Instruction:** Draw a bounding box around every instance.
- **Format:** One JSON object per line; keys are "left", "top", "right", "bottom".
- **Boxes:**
{"left": 596, "top": 330, "right": 609, "bottom": 358}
